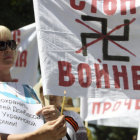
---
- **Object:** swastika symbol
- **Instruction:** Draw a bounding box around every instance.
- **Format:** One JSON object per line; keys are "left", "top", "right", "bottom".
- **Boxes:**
{"left": 76, "top": 15, "right": 136, "bottom": 62}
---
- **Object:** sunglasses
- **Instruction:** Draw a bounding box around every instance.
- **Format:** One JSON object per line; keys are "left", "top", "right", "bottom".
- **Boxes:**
{"left": 0, "top": 40, "right": 17, "bottom": 51}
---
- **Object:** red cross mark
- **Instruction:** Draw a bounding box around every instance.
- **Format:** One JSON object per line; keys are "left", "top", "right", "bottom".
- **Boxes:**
{"left": 75, "top": 17, "right": 136, "bottom": 57}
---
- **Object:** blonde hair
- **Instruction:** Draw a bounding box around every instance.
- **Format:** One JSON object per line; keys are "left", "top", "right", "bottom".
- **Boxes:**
{"left": 0, "top": 25, "right": 12, "bottom": 40}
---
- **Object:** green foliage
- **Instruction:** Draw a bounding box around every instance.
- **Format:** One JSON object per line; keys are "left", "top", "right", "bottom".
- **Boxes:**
{"left": 0, "top": 0, "right": 34, "bottom": 30}
{"left": 89, "top": 124, "right": 137, "bottom": 140}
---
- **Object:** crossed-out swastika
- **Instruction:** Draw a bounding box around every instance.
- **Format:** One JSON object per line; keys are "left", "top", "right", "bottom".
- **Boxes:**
{"left": 76, "top": 15, "right": 136, "bottom": 62}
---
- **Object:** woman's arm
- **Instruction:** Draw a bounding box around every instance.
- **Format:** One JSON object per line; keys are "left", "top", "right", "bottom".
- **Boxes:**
{"left": 1, "top": 115, "right": 66, "bottom": 140}
{"left": 1, "top": 132, "right": 36, "bottom": 140}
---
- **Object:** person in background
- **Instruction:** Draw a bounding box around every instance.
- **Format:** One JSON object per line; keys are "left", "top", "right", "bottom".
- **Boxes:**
{"left": 0, "top": 25, "right": 66, "bottom": 140}
{"left": 34, "top": 79, "right": 88, "bottom": 140}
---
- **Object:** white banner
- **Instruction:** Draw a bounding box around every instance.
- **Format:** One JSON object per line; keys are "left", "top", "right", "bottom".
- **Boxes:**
{"left": 33, "top": 0, "right": 140, "bottom": 98}
{"left": 84, "top": 98, "right": 140, "bottom": 128}
{"left": 10, "top": 23, "right": 39, "bottom": 87}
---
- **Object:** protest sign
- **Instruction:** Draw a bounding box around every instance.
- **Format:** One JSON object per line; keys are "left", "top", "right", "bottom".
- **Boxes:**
{"left": 10, "top": 23, "right": 39, "bottom": 87}
{"left": 0, "top": 82, "right": 44, "bottom": 134}
{"left": 33, "top": 0, "right": 140, "bottom": 98}
{"left": 81, "top": 98, "right": 140, "bottom": 128}
{"left": 86, "top": 98, "right": 140, "bottom": 121}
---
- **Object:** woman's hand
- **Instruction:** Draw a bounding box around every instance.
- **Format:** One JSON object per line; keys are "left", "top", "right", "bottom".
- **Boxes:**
{"left": 34, "top": 115, "right": 66, "bottom": 140}
{"left": 36, "top": 105, "right": 60, "bottom": 122}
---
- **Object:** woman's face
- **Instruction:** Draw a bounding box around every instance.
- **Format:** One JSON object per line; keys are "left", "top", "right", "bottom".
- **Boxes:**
{"left": 0, "top": 36, "right": 17, "bottom": 70}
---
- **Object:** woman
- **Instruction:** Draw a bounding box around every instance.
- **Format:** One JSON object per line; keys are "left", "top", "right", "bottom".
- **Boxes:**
{"left": 0, "top": 25, "right": 66, "bottom": 140}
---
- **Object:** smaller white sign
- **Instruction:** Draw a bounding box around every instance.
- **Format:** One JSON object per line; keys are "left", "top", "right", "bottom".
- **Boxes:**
{"left": 0, "top": 95, "right": 44, "bottom": 134}
{"left": 10, "top": 23, "right": 39, "bottom": 87}
{"left": 86, "top": 98, "right": 140, "bottom": 121}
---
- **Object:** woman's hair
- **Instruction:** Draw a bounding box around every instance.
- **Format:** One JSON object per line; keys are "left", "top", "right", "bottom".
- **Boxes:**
{"left": 0, "top": 25, "right": 12, "bottom": 40}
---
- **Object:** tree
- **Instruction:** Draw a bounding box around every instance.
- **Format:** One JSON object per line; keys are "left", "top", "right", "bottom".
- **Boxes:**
{"left": 89, "top": 123, "right": 137, "bottom": 140}
{"left": 0, "top": 0, "right": 34, "bottom": 30}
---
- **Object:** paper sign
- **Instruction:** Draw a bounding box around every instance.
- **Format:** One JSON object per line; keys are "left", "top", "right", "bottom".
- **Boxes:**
{"left": 0, "top": 82, "right": 44, "bottom": 134}
{"left": 0, "top": 95, "right": 44, "bottom": 134}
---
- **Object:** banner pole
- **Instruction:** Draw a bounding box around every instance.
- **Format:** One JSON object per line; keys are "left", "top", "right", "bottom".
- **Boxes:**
{"left": 80, "top": 97, "right": 88, "bottom": 120}
{"left": 137, "top": 121, "right": 140, "bottom": 140}
{"left": 85, "top": 121, "right": 88, "bottom": 128}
